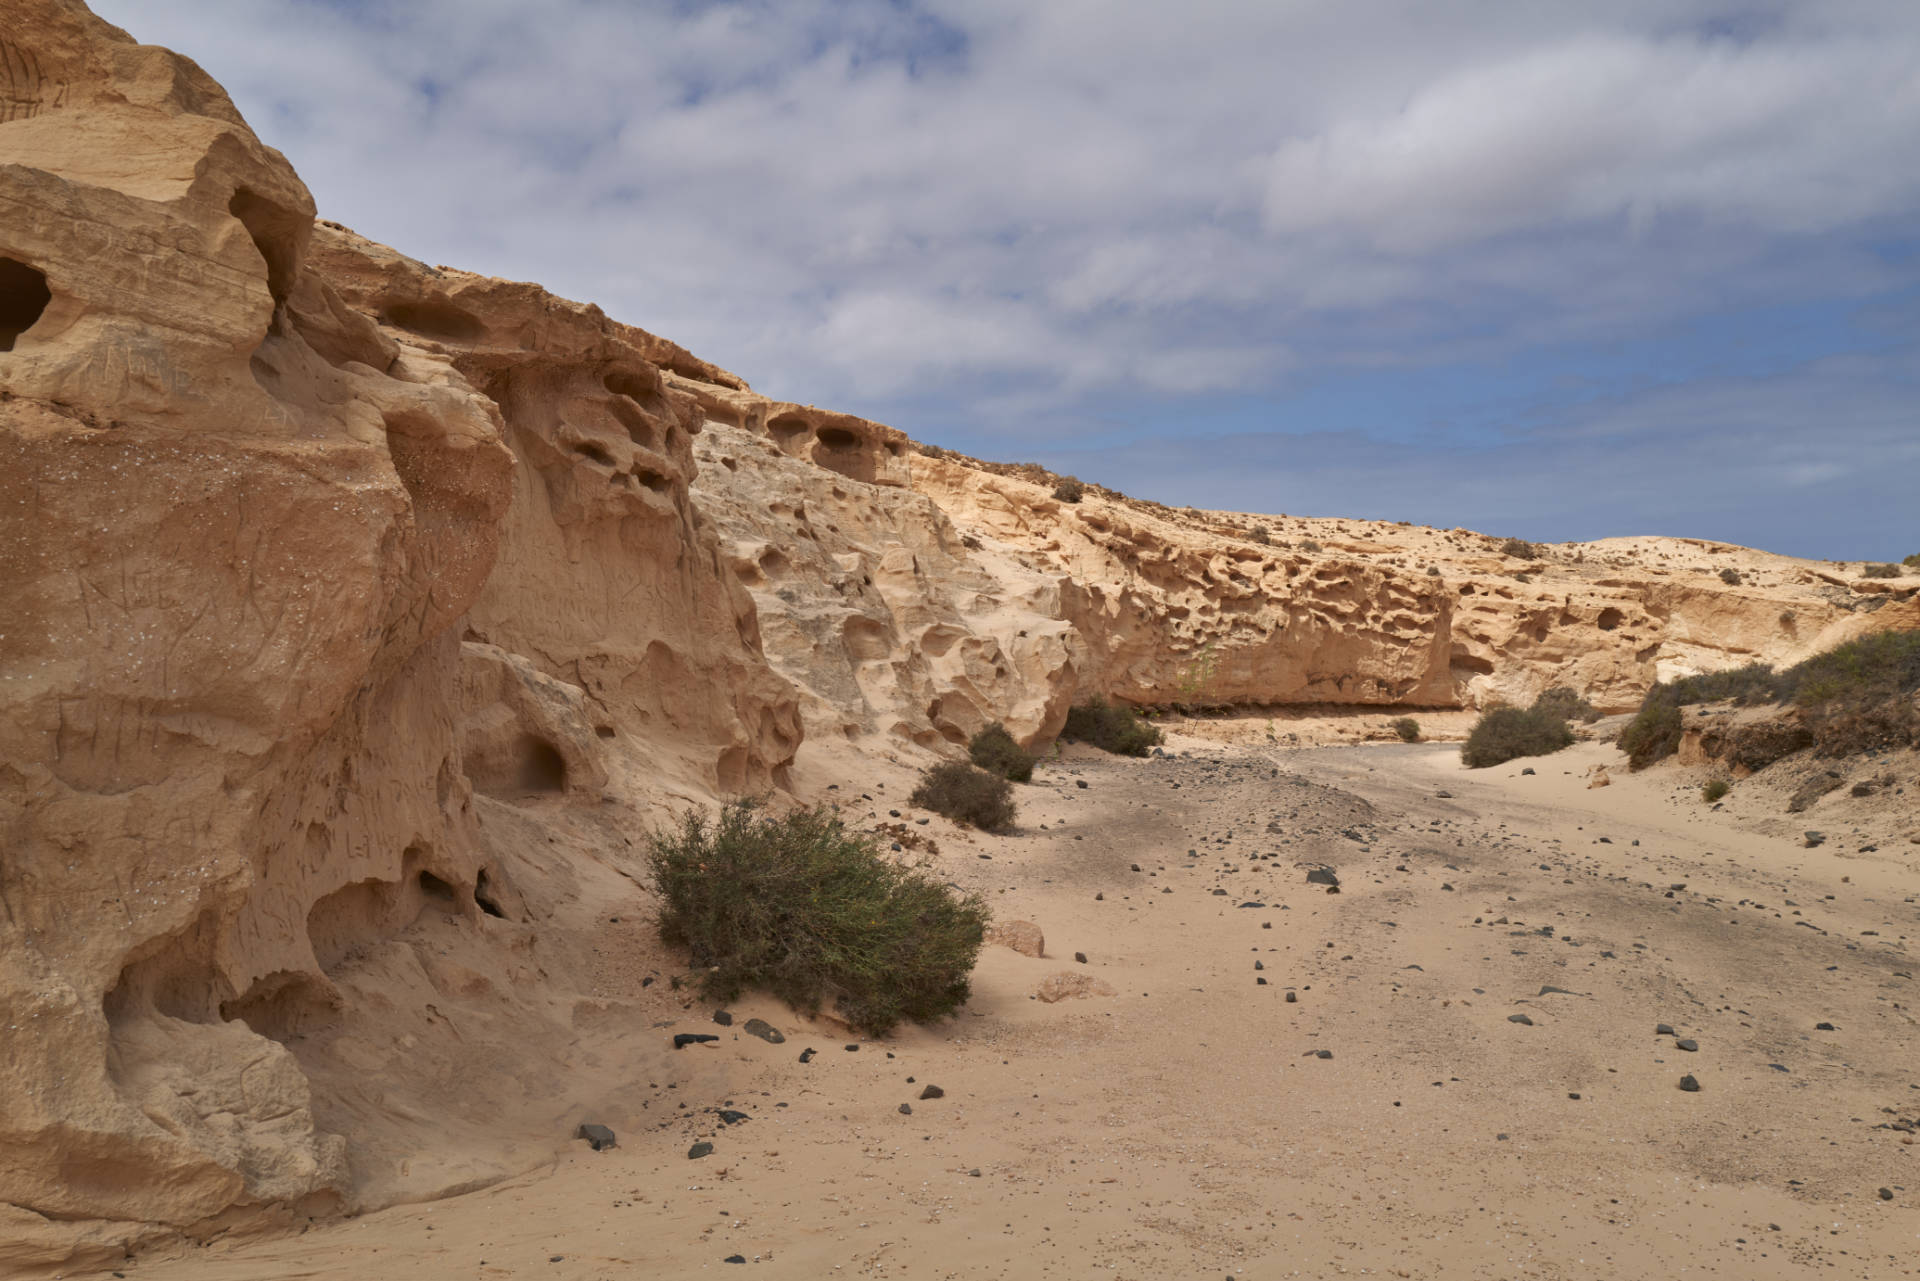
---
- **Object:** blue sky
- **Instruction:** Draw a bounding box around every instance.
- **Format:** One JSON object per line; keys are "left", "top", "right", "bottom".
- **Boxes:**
{"left": 94, "top": 0, "right": 1920, "bottom": 559}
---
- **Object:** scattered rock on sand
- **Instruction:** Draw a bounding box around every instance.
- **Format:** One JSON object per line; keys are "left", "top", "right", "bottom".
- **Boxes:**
{"left": 674, "top": 1033, "right": 720, "bottom": 1049}
{"left": 1508, "top": 1014, "right": 1534, "bottom": 1026}
{"left": 1676, "top": 1038, "right": 1698, "bottom": 1052}
{"left": 989, "top": 920, "right": 1047, "bottom": 957}
{"left": 1036, "top": 972, "right": 1116, "bottom": 1003}
{"left": 919, "top": 1085, "right": 945, "bottom": 1100}
{"left": 1656, "top": 1024, "right": 1677, "bottom": 1036}
{"left": 576, "top": 1124, "right": 616, "bottom": 1151}
{"left": 744, "top": 1018, "right": 785, "bottom": 1044}
{"left": 1679, "top": 1075, "right": 1701, "bottom": 1092}
{"left": 688, "top": 1142, "right": 714, "bottom": 1159}
{"left": 1306, "top": 867, "right": 1340, "bottom": 888}
{"left": 712, "top": 1009, "right": 733, "bottom": 1026}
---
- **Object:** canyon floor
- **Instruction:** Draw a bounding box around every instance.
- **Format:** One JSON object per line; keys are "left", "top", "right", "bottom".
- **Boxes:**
{"left": 94, "top": 731, "right": 1918, "bottom": 1281}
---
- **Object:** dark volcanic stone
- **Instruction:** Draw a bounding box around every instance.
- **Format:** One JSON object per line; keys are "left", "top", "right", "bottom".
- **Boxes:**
{"left": 716, "top": 1110, "right": 750, "bottom": 1125}
{"left": 1074, "top": 951, "right": 1088, "bottom": 963}
{"left": 898, "top": 1103, "right": 912, "bottom": 1115}
{"left": 1315, "top": 1049, "right": 1333, "bottom": 1060}
{"left": 689, "top": 1141, "right": 715, "bottom": 1159}
{"left": 577, "top": 1123, "right": 616, "bottom": 1151}
{"left": 1879, "top": 1187, "right": 1895, "bottom": 1201}
{"left": 1508, "top": 1014, "right": 1534, "bottom": 1026}
{"left": 1285, "top": 991, "right": 1297, "bottom": 1003}
{"left": 799, "top": 1047, "right": 817, "bottom": 1063}
{"left": 713, "top": 1010, "right": 734, "bottom": 1026}
{"left": 1076, "top": 780, "right": 1088, "bottom": 789}
{"left": 1679, "top": 1075, "right": 1701, "bottom": 1092}
{"left": 919, "top": 1085, "right": 945, "bottom": 1100}
{"left": 1656, "top": 1023, "right": 1676, "bottom": 1037}
{"left": 1676, "top": 1039, "right": 1698, "bottom": 1052}
{"left": 1815, "top": 1022, "right": 1836, "bottom": 1031}
{"left": 1306, "top": 868, "right": 1339, "bottom": 887}
{"left": 674, "top": 1033, "right": 720, "bottom": 1049}
{"left": 1521, "top": 768, "right": 1536, "bottom": 776}
{"left": 725, "top": 1255, "right": 747, "bottom": 1264}
{"left": 744, "top": 1018, "right": 785, "bottom": 1044}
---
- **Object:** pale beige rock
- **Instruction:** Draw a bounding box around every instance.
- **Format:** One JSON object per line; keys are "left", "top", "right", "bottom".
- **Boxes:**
{"left": 1588, "top": 767, "right": 1612, "bottom": 789}
{"left": 1035, "top": 972, "right": 1116, "bottom": 1003}
{"left": 988, "top": 920, "right": 1047, "bottom": 958}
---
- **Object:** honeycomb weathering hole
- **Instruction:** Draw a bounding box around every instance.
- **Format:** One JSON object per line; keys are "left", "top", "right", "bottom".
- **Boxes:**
{"left": 384, "top": 299, "right": 487, "bottom": 343}
{"left": 227, "top": 189, "right": 304, "bottom": 306}
{"left": 0, "top": 257, "right": 52, "bottom": 351}
{"left": 1597, "top": 607, "right": 1625, "bottom": 631}
{"left": 815, "top": 426, "right": 859, "bottom": 450}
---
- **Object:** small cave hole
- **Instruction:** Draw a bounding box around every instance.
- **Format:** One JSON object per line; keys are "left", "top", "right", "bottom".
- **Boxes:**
{"left": 474, "top": 870, "right": 508, "bottom": 919}
{"left": 384, "top": 299, "right": 487, "bottom": 343}
{"left": 603, "top": 368, "right": 667, "bottom": 413}
{"left": 228, "top": 189, "right": 304, "bottom": 306}
{"left": 816, "top": 426, "right": 860, "bottom": 450}
{"left": 595, "top": 724, "right": 616, "bottom": 739}
{"left": 768, "top": 415, "right": 811, "bottom": 451}
{"left": 0, "top": 258, "right": 52, "bottom": 351}
{"left": 573, "top": 441, "right": 616, "bottom": 467}
{"left": 1596, "top": 607, "right": 1625, "bottom": 631}
{"left": 636, "top": 468, "right": 672, "bottom": 493}
{"left": 417, "top": 869, "right": 457, "bottom": 905}
{"left": 607, "top": 396, "right": 657, "bottom": 449}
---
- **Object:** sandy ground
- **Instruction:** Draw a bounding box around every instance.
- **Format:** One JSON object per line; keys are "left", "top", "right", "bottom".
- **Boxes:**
{"left": 86, "top": 736, "right": 1918, "bottom": 1281}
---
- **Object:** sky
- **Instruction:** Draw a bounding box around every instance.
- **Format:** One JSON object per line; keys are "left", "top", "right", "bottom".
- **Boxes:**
{"left": 94, "top": 1, "right": 1920, "bottom": 560}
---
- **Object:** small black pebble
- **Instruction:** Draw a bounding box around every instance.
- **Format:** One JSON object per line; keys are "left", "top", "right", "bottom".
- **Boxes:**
{"left": 1676, "top": 1038, "right": 1698, "bottom": 1052}
{"left": 1880, "top": 1187, "right": 1895, "bottom": 1201}
{"left": 799, "top": 1048, "right": 816, "bottom": 1063}
{"left": 1285, "top": 991, "right": 1297, "bottom": 1003}
{"left": 713, "top": 1010, "right": 733, "bottom": 1026}
{"left": 845, "top": 1044, "right": 859, "bottom": 1051}
{"left": 725, "top": 1254, "right": 747, "bottom": 1264}
{"left": 1508, "top": 1014, "right": 1533, "bottom": 1026}
{"left": 920, "top": 1084, "right": 945, "bottom": 1099}
{"left": 689, "top": 1141, "right": 714, "bottom": 1159}
{"left": 1075, "top": 952, "right": 1088, "bottom": 963}
{"left": 1679, "top": 1075, "right": 1701, "bottom": 1092}
{"left": 899, "top": 1103, "right": 912, "bottom": 1115}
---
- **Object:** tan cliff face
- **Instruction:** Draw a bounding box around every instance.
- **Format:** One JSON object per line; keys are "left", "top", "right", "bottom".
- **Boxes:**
{"left": 2, "top": 0, "right": 1918, "bottom": 1267}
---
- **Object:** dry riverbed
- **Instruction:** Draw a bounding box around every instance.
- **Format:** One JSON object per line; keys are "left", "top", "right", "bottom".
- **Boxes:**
{"left": 100, "top": 737, "right": 1918, "bottom": 1280}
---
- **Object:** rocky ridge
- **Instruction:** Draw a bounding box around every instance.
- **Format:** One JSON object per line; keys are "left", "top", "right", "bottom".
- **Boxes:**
{"left": 2, "top": 0, "right": 1917, "bottom": 1268}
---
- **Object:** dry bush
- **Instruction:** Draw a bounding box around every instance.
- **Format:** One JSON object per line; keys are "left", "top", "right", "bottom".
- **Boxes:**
{"left": 1061, "top": 698, "right": 1163, "bottom": 756}
{"left": 1461, "top": 706, "right": 1574, "bottom": 768}
{"left": 1391, "top": 717, "right": 1420, "bottom": 742}
{"left": 911, "top": 760, "right": 1018, "bottom": 832}
{"left": 968, "top": 722, "right": 1035, "bottom": 783}
{"left": 649, "top": 801, "right": 989, "bottom": 1035}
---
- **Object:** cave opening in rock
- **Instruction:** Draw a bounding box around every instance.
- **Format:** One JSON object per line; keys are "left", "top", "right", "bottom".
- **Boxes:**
{"left": 815, "top": 426, "right": 859, "bottom": 450}
{"left": 0, "top": 257, "right": 52, "bottom": 351}
{"left": 1596, "top": 607, "right": 1625, "bottom": 631}
{"left": 474, "top": 869, "right": 507, "bottom": 919}
{"left": 383, "top": 299, "right": 486, "bottom": 342}
{"left": 417, "top": 870, "right": 457, "bottom": 904}
{"left": 228, "top": 189, "right": 304, "bottom": 306}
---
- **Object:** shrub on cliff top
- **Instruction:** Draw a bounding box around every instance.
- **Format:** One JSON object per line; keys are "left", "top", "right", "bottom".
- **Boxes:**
{"left": 968, "top": 722, "right": 1035, "bottom": 783}
{"left": 1618, "top": 630, "right": 1920, "bottom": 768}
{"left": 1499, "top": 537, "right": 1540, "bottom": 560}
{"left": 911, "top": 760, "right": 1018, "bottom": 832}
{"left": 1460, "top": 706, "right": 1574, "bottom": 768}
{"left": 648, "top": 800, "right": 989, "bottom": 1035}
{"left": 1061, "top": 697, "right": 1163, "bottom": 756}
{"left": 1052, "top": 476, "right": 1086, "bottom": 504}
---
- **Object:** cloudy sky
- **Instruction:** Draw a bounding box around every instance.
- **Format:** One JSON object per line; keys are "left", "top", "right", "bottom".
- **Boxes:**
{"left": 97, "top": 1, "right": 1920, "bottom": 559}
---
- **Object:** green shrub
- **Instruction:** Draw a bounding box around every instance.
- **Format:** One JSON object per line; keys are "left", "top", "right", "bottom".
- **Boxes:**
{"left": 1461, "top": 706, "right": 1574, "bottom": 768}
{"left": 1532, "top": 685, "right": 1601, "bottom": 724}
{"left": 1391, "top": 717, "right": 1420, "bottom": 742}
{"left": 968, "top": 722, "right": 1035, "bottom": 783}
{"left": 1052, "top": 477, "right": 1086, "bottom": 504}
{"left": 1061, "top": 697, "right": 1163, "bottom": 756}
{"left": 1500, "top": 537, "right": 1539, "bottom": 560}
{"left": 1248, "top": 525, "right": 1271, "bottom": 545}
{"left": 1702, "top": 777, "right": 1730, "bottom": 803}
{"left": 1618, "top": 700, "right": 1684, "bottom": 768}
{"left": 1904, "top": 553, "right": 1920, "bottom": 568}
{"left": 910, "top": 760, "right": 1017, "bottom": 832}
{"left": 1862, "top": 562, "right": 1900, "bottom": 578}
{"left": 1299, "top": 538, "right": 1322, "bottom": 552}
{"left": 1718, "top": 567, "right": 1742, "bottom": 586}
{"left": 648, "top": 800, "right": 989, "bottom": 1036}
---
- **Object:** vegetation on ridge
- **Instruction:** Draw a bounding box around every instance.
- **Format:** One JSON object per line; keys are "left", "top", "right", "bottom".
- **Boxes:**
{"left": 1061, "top": 697, "right": 1163, "bottom": 756}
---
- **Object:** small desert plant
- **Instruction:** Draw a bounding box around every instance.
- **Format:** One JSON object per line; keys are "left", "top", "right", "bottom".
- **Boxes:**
{"left": 1391, "top": 717, "right": 1420, "bottom": 743}
{"left": 1061, "top": 697, "right": 1163, "bottom": 756}
{"left": 1052, "top": 476, "right": 1086, "bottom": 504}
{"left": 1461, "top": 706, "right": 1574, "bottom": 768}
{"left": 1531, "top": 685, "right": 1602, "bottom": 724}
{"left": 1500, "top": 537, "right": 1539, "bottom": 560}
{"left": 1299, "top": 538, "right": 1322, "bottom": 553}
{"left": 1702, "top": 777, "right": 1730, "bottom": 803}
{"left": 1426, "top": 565, "right": 1441, "bottom": 576}
{"left": 967, "top": 722, "right": 1035, "bottom": 783}
{"left": 1862, "top": 563, "right": 1900, "bottom": 578}
{"left": 1718, "top": 567, "right": 1742, "bottom": 586}
{"left": 1904, "top": 552, "right": 1920, "bottom": 568}
{"left": 648, "top": 800, "right": 990, "bottom": 1036}
{"left": 1248, "top": 525, "right": 1271, "bottom": 544}
{"left": 911, "top": 761, "right": 1017, "bottom": 832}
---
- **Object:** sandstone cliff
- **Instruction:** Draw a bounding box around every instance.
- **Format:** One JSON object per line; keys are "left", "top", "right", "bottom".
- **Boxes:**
{"left": 2, "top": 0, "right": 1916, "bottom": 1268}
